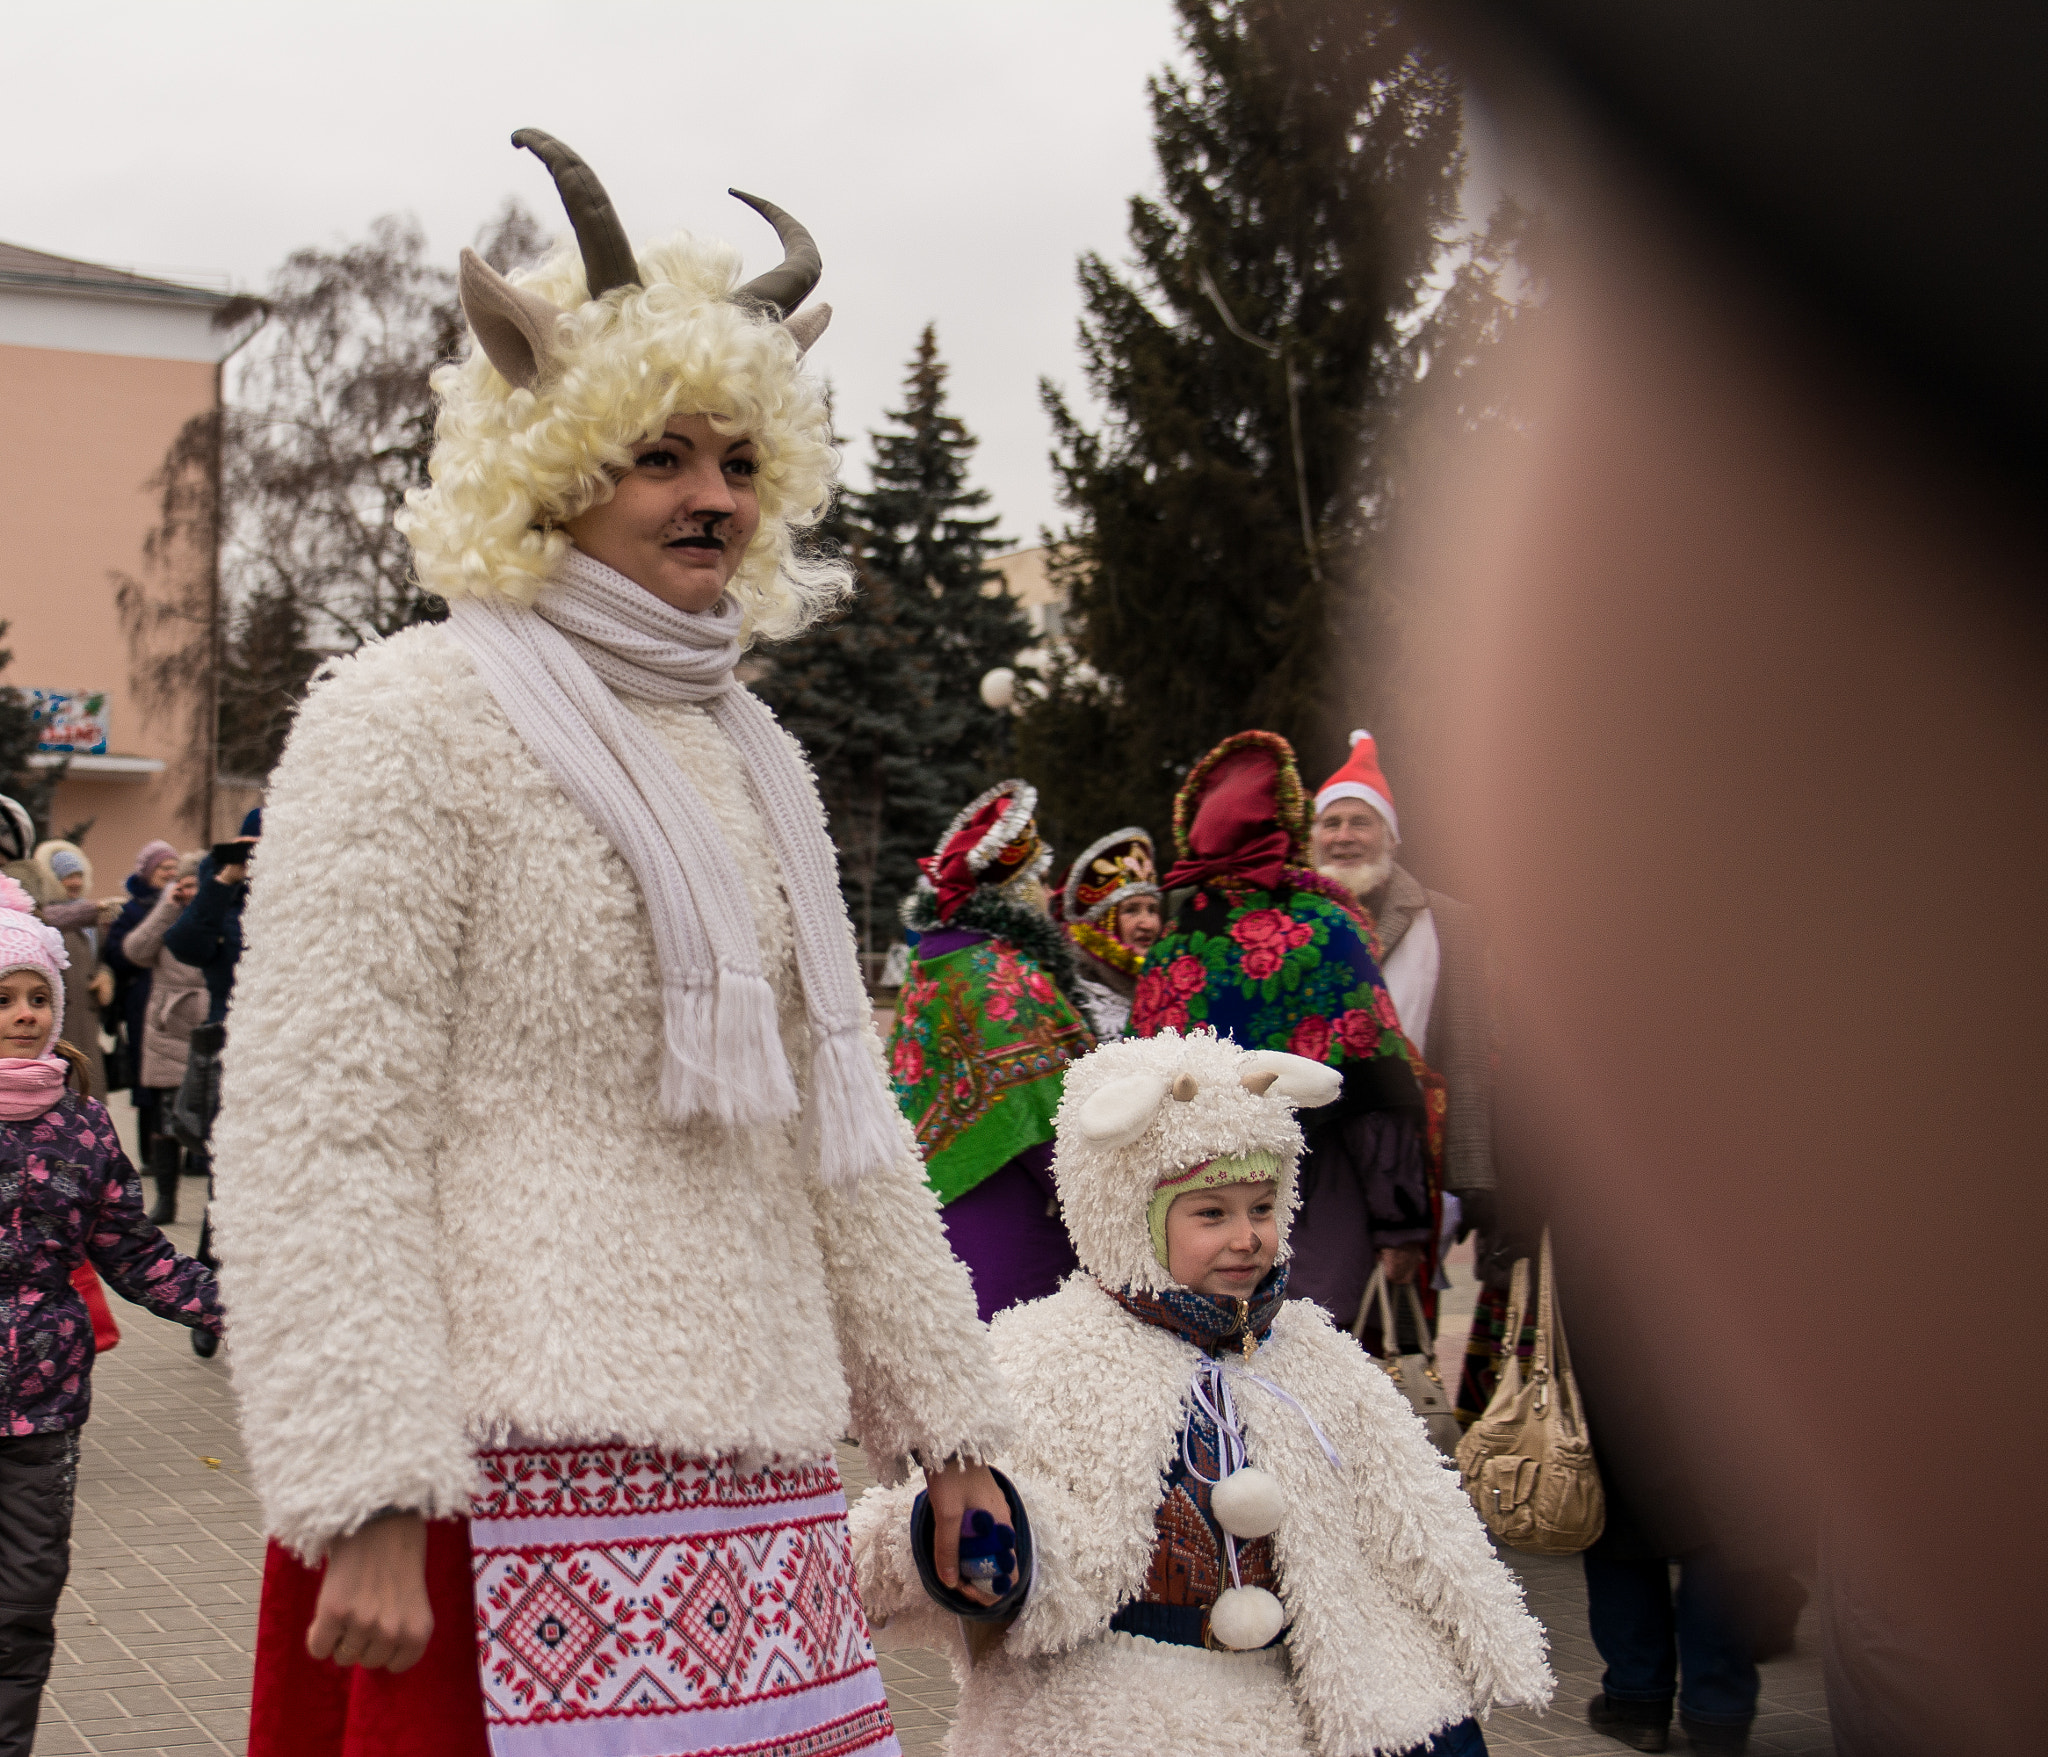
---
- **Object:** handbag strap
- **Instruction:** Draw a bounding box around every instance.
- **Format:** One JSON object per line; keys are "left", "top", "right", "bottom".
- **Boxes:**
{"left": 1494, "top": 1252, "right": 1531, "bottom": 1398}
{"left": 1399, "top": 1281, "right": 1437, "bottom": 1368}
{"left": 1350, "top": 1265, "right": 1399, "bottom": 1357}
{"left": 1537, "top": 1225, "right": 1592, "bottom": 1437}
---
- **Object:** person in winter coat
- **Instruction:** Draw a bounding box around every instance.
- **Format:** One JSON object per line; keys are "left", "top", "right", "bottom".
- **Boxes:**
{"left": 1134, "top": 732, "right": 1441, "bottom": 1348}
{"left": 164, "top": 811, "right": 258, "bottom": 1024}
{"left": 888, "top": 780, "right": 1096, "bottom": 1321}
{"left": 30, "top": 841, "right": 116, "bottom": 1100}
{"left": 213, "top": 132, "right": 1011, "bottom": 1756}
{"left": 0, "top": 877, "right": 222, "bottom": 1754}
{"left": 851, "top": 1028, "right": 1552, "bottom": 1757}
{"left": 114, "top": 856, "right": 205, "bottom": 1223}
{"left": 105, "top": 838, "right": 181, "bottom": 1105}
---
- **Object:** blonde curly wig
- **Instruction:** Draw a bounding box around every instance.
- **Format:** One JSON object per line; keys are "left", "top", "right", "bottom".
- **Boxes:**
{"left": 397, "top": 231, "right": 847, "bottom": 644}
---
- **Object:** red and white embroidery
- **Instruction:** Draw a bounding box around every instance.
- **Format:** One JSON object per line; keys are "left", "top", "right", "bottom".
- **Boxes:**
{"left": 471, "top": 1446, "right": 898, "bottom": 1757}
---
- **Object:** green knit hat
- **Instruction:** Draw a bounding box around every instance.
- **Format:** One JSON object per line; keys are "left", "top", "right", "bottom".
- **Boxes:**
{"left": 1146, "top": 1150, "right": 1284, "bottom": 1271}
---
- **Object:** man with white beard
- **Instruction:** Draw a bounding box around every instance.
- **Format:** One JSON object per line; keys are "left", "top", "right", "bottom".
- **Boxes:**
{"left": 1311, "top": 732, "right": 1499, "bottom": 1255}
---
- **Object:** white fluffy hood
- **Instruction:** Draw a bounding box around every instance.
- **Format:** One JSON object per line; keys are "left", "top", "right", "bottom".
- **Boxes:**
{"left": 1051, "top": 1028, "right": 1340, "bottom": 1294}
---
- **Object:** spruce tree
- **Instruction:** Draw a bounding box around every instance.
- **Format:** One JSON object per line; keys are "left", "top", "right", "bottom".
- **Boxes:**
{"left": 1020, "top": 0, "right": 1471, "bottom": 842}
{"left": 755, "top": 326, "right": 1030, "bottom": 959}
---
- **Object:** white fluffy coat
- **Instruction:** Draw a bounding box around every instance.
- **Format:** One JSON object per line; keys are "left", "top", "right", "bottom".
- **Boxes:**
{"left": 215, "top": 625, "right": 1008, "bottom": 1558}
{"left": 850, "top": 1028, "right": 1550, "bottom": 1756}
{"left": 854, "top": 1283, "right": 1552, "bottom": 1754}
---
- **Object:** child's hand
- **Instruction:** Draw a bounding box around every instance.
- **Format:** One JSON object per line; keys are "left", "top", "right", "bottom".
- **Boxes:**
{"left": 307, "top": 1511, "right": 434, "bottom": 1671}
{"left": 925, "top": 1462, "right": 1011, "bottom": 1607}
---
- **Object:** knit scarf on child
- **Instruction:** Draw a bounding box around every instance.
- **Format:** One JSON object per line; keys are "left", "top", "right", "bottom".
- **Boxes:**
{"left": 0, "top": 1057, "right": 66, "bottom": 1120}
{"left": 446, "top": 547, "right": 901, "bottom": 1187}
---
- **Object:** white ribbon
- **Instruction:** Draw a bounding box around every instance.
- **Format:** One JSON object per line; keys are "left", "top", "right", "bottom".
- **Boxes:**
{"left": 1183, "top": 1356, "right": 1344, "bottom": 1588}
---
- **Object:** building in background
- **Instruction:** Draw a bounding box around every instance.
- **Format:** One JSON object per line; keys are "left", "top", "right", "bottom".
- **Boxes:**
{"left": 0, "top": 241, "right": 255, "bottom": 862}
{"left": 986, "top": 545, "right": 1068, "bottom": 647}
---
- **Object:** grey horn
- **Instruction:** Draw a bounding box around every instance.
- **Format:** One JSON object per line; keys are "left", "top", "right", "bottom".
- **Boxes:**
{"left": 728, "top": 190, "right": 821, "bottom": 318}
{"left": 511, "top": 128, "right": 640, "bottom": 300}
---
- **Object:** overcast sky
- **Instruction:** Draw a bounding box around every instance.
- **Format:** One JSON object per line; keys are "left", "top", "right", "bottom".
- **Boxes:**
{"left": 6, "top": 0, "right": 1183, "bottom": 546}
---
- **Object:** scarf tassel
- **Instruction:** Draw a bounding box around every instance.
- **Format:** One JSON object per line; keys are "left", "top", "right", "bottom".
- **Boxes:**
{"left": 659, "top": 975, "right": 798, "bottom": 1128}
{"left": 713, "top": 967, "right": 799, "bottom": 1123}
{"left": 807, "top": 1028, "right": 907, "bottom": 1189}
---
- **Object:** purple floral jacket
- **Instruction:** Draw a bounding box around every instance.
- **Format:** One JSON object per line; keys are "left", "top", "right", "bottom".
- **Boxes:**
{"left": 1, "top": 1093, "right": 222, "bottom": 1435}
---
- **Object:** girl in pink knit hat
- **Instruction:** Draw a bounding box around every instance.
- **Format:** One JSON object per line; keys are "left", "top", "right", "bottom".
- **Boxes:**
{"left": 0, "top": 875, "right": 222, "bottom": 1753}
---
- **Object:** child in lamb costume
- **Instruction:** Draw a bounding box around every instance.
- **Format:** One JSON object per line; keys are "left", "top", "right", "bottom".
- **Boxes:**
{"left": 850, "top": 1027, "right": 1552, "bottom": 1756}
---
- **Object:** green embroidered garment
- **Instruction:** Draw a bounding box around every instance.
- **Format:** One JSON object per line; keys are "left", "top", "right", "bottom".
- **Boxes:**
{"left": 886, "top": 932, "right": 1092, "bottom": 1205}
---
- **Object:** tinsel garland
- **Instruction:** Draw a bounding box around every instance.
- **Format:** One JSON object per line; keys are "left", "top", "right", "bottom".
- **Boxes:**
{"left": 902, "top": 884, "right": 1095, "bottom": 1028}
{"left": 1068, "top": 916, "right": 1143, "bottom": 978}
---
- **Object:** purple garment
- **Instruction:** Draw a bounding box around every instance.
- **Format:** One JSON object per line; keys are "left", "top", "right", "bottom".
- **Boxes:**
{"left": 0, "top": 1094, "right": 222, "bottom": 1434}
{"left": 1285, "top": 1108, "right": 1430, "bottom": 1336}
{"left": 913, "top": 926, "right": 991, "bottom": 958}
{"left": 936, "top": 1139, "right": 1077, "bottom": 1323}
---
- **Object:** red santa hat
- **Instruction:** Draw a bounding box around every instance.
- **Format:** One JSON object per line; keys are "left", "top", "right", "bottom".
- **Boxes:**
{"left": 1313, "top": 730, "right": 1399, "bottom": 842}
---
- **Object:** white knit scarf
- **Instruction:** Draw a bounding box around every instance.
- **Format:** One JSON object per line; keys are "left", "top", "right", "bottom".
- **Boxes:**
{"left": 445, "top": 547, "right": 900, "bottom": 1187}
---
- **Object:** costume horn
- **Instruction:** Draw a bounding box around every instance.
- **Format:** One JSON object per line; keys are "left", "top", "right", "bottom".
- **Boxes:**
{"left": 728, "top": 190, "right": 822, "bottom": 317}
{"left": 511, "top": 128, "right": 640, "bottom": 300}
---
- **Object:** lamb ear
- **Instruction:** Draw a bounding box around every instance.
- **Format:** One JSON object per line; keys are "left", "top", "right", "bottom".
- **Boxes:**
{"left": 1075, "top": 1072, "right": 1169, "bottom": 1147}
{"left": 1238, "top": 1050, "right": 1343, "bottom": 1109}
{"left": 783, "top": 302, "right": 832, "bottom": 355}
{"left": 458, "top": 247, "right": 565, "bottom": 391}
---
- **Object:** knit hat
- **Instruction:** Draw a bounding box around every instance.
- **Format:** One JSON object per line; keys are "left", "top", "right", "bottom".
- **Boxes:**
{"left": 916, "top": 780, "right": 1049, "bottom": 924}
{"left": 1051, "top": 1028, "right": 1339, "bottom": 1293}
{"left": 0, "top": 875, "right": 69, "bottom": 1053}
{"left": 35, "top": 841, "right": 92, "bottom": 896}
{"left": 1313, "top": 730, "right": 1399, "bottom": 843}
{"left": 1062, "top": 826, "right": 1159, "bottom": 927}
{"left": 1145, "top": 1150, "right": 1286, "bottom": 1272}
{"left": 239, "top": 807, "right": 264, "bottom": 838}
{"left": 133, "top": 839, "right": 178, "bottom": 880}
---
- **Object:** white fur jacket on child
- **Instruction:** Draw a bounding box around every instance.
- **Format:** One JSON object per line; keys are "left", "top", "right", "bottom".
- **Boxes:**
{"left": 213, "top": 625, "right": 1008, "bottom": 1559}
{"left": 851, "top": 1275, "right": 1553, "bottom": 1757}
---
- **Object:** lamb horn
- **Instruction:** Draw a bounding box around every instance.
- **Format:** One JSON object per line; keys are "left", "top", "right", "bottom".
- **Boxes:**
{"left": 510, "top": 128, "right": 640, "bottom": 300}
{"left": 728, "top": 190, "right": 822, "bottom": 318}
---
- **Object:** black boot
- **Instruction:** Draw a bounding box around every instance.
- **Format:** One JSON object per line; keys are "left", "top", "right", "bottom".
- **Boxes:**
{"left": 1587, "top": 1693, "right": 1672, "bottom": 1752}
{"left": 146, "top": 1137, "right": 179, "bottom": 1225}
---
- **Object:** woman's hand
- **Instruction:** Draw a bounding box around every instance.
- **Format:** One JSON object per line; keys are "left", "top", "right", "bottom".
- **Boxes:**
{"left": 1378, "top": 1244, "right": 1426, "bottom": 1286}
{"left": 306, "top": 1512, "right": 433, "bottom": 1672}
{"left": 924, "top": 1461, "right": 1011, "bottom": 1607}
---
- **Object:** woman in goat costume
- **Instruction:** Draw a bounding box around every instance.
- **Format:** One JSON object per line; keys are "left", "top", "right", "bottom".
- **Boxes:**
{"left": 216, "top": 131, "right": 1008, "bottom": 1757}
{"left": 850, "top": 1029, "right": 1551, "bottom": 1757}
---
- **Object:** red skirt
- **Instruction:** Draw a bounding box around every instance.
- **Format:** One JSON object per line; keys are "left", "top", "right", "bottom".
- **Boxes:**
{"left": 248, "top": 1520, "right": 489, "bottom": 1757}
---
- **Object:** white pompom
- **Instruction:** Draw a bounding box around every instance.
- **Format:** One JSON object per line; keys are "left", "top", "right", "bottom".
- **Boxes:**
{"left": 1209, "top": 1585, "right": 1286, "bottom": 1650}
{"left": 1349, "top": 728, "right": 1370, "bottom": 746}
{"left": 1209, "top": 1467, "right": 1285, "bottom": 1540}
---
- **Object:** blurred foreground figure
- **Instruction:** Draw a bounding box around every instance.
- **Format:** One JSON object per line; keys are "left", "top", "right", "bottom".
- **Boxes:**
{"left": 1401, "top": 3, "right": 2048, "bottom": 1750}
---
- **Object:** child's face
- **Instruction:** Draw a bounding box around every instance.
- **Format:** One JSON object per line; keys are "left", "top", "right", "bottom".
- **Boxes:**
{"left": 0, "top": 971, "right": 54, "bottom": 1058}
{"left": 1165, "top": 1180, "right": 1278, "bottom": 1299}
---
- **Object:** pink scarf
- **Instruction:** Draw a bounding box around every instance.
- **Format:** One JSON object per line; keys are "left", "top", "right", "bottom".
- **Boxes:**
{"left": 0, "top": 1056, "right": 68, "bottom": 1121}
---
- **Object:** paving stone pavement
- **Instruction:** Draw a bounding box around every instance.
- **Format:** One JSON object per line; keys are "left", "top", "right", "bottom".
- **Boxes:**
{"left": 38, "top": 1144, "right": 1833, "bottom": 1755}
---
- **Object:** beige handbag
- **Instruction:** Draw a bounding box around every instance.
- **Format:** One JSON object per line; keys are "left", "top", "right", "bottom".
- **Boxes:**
{"left": 1454, "top": 1227, "right": 1606, "bottom": 1554}
{"left": 1352, "top": 1266, "right": 1464, "bottom": 1456}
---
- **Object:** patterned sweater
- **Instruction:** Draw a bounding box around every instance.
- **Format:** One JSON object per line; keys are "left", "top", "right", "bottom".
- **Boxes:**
{"left": 0, "top": 1094, "right": 222, "bottom": 1434}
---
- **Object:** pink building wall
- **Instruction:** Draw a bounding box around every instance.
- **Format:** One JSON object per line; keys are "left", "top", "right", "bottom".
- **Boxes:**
{"left": 0, "top": 341, "right": 217, "bottom": 873}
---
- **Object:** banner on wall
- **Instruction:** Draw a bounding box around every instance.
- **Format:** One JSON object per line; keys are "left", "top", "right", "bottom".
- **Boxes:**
{"left": 31, "top": 691, "right": 110, "bottom": 755}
